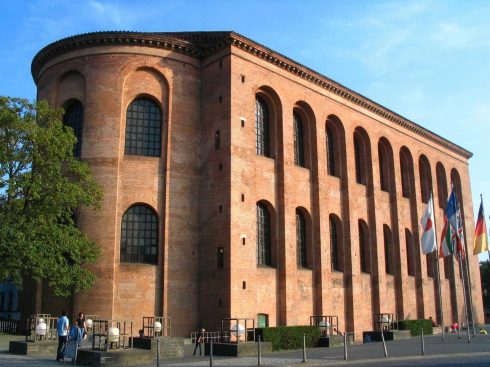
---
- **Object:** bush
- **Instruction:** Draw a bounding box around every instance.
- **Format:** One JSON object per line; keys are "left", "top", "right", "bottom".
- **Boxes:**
{"left": 257, "top": 326, "right": 321, "bottom": 351}
{"left": 398, "top": 319, "right": 433, "bottom": 336}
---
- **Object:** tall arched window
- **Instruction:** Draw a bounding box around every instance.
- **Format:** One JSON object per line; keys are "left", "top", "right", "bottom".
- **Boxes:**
{"left": 120, "top": 204, "right": 158, "bottom": 264}
{"left": 326, "top": 115, "right": 345, "bottom": 178}
{"left": 354, "top": 129, "right": 370, "bottom": 185}
{"left": 63, "top": 100, "right": 84, "bottom": 157}
{"left": 400, "top": 147, "right": 413, "bottom": 198}
{"left": 330, "top": 215, "right": 343, "bottom": 272}
{"left": 296, "top": 209, "right": 307, "bottom": 267}
{"left": 293, "top": 113, "right": 305, "bottom": 167}
{"left": 384, "top": 225, "right": 394, "bottom": 275}
{"left": 443, "top": 255, "right": 451, "bottom": 279}
{"left": 436, "top": 163, "right": 448, "bottom": 209}
{"left": 359, "top": 220, "right": 370, "bottom": 273}
{"left": 378, "top": 140, "right": 391, "bottom": 192}
{"left": 405, "top": 229, "right": 415, "bottom": 276}
{"left": 419, "top": 155, "right": 432, "bottom": 203}
{"left": 257, "top": 203, "right": 272, "bottom": 266}
{"left": 426, "top": 252, "right": 435, "bottom": 278}
{"left": 125, "top": 98, "right": 162, "bottom": 157}
{"left": 326, "top": 125, "right": 337, "bottom": 176}
{"left": 255, "top": 97, "right": 270, "bottom": 157}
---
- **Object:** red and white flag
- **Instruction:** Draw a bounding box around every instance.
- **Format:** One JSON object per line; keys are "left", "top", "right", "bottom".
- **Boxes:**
{"left": 421, "top": 194, "right": 437, "bottom": 254}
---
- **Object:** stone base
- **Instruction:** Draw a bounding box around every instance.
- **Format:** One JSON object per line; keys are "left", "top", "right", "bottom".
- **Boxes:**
{"left": 317, "top": 335, "right": 354, "bottom": 348}
{"left": 77, "top": 348, "right": 153, "bottom": 366}
{"left": 9, "top": 340, "right": 59, "bottom": 356}
{"left": 362, "top": 330, "right": 412, "bottom": 343}
{"left": 205, "top": 341, "right": 272, "bottom": 357}
{"left": 131, "top": 336, "right": 184, "bottom": 357}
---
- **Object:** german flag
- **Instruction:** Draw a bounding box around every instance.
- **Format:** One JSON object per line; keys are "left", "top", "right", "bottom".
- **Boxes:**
{"left": 473, "top": 198, "right": 488, "bottom": 255}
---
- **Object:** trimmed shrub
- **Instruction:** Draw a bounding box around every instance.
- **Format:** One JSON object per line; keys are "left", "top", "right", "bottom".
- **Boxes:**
{"left": 398, "top": 319, "right": 433, "bottom": 336}
{"left": 257, "top": 326, "right": 321, "bottom": 351}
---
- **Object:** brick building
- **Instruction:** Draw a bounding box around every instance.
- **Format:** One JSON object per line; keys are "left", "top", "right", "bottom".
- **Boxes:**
{"left": 26, "top": 31, "right": 483, "bottom": 338}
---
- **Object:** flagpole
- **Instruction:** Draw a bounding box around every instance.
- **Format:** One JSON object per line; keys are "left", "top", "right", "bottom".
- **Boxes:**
{"left": 430, "top": 191, "right": 445, "bottom": 341}
{"left": 461, "top": 196, "right": 476, "bottom": 338}
{"left": 450, "top": 183, "right": 475, "bottom": 338}
{"left": 458, "top": 253, "right": 471, "bottom": 343}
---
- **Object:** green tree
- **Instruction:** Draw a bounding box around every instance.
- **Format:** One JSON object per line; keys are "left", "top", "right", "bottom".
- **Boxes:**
{"left": 0, "top": 97, "right": 102, "bottom": 296}
{"left": 480, "top": 260, "right": 490, "bottom": 309}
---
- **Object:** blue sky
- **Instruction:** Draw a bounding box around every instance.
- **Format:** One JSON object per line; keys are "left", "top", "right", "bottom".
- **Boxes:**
{"left": 1, "top": 0, "right": 489, "bottom": 259}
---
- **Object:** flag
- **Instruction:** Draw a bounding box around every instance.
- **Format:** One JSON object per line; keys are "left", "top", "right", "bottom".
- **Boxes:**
{"left": 446, "top": 190, "right": 458, "bottom": 230}
{"left": 439, "top": 215, "right": 454, "bottom": 257}
{"left": 473, "top": 198, "right": 488, "bottom": 255}
{"left": 446, "top": 187, "right": 465, "bottom": 258}
{"left": 421, "top": 194, "right": 437, "bottom": 254}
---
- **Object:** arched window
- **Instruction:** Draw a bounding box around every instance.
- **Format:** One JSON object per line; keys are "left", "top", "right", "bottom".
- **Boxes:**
{"left": 255, "top": 97, "right": 270, "bottom": 157}
{"left": 125, "top": 98, "right": 162, "bottom": 157}
{"left": 443, "top": 255, "right": 451, "bottom": 279}
{"left": 326, "top": 115, "right": 345, "bottom": 179}
{"left": 405, "top": 229, "right": 415, "bottom": 276}
{"left": 296, "top": 209, "right": 307, "bottom": 267}
{"left": 293, "top": 113, "right": 305, "bottom": 167}
{"left": 359, "top": 220, "right": 370, "bottom": 273}
{"left": 120, "top": 204, "right": 158, "bottom": 264}
{"left": 326, "top": 125, "right": 337, "bottom": 176}
{"left": 400, "top": 147, "right": 413, "bottom": 198}
{"left": 63, "top": 101, "right": 84, "bottom": 157}
{"left": 419, "top": 155, "right": 432, "bottom": 203}
{"left": 217, "top": 247, "right": 224, "bottom": 269}
{"left": 353, "top": 129, "right": 370, "bottom": 185}
{"left": 215, "top": 130, "right": 220, "bottom": 150}
{"left": 378, "top": 140, "right": 390, "bottom": 192}
{"left": 426, "top": 252, "right": 435, "bottom": 278}
{"left": 330, "top": 215, "right": 343, "bottom": 272}
{"left": 257, "top": 203, "right": 272, "bottom": 266}
{"left": 384, "top": 225, "right": 394, "bottom": 275}
{"left": 436, "top": 163, "right": 448, "bottom": 209}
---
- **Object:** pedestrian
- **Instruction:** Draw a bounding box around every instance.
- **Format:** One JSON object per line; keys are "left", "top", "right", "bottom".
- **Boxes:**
{"left": 76, "top": 312, "right": 87, "bottom": 345}
{"left": 69, "top": 317, "right": 80, "bottom": 344}
{"left": 193, "top": 328, "right": 205, "bottom": 356}
{"left": 56, "top": 310, "right": 69, "bottom": 361}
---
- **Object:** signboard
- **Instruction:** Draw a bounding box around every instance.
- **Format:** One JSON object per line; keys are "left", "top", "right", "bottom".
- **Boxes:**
{"left": 65, "top": 340, "right": 78, "bottom": 363}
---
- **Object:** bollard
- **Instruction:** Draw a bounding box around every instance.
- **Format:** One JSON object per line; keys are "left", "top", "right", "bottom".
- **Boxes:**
{"left": 380, "top": 330, "right": 388, "bottom": 358}
{"left": 302, "top": 333, "right": 306, "bottom": 363}
{"left": 156, "top": 337, "right": 160, "bottom": 367}
{"left": 209, "top": 339, "right": 213, "bottom": 367}
{"left": 258, "top": 335, "right": 262, "bottom": 366}
{"left": 421, "top": 329, "right": 425, "bottom": 355}
{"left": 343, "top": 333, "right": 348, "bottom": 360}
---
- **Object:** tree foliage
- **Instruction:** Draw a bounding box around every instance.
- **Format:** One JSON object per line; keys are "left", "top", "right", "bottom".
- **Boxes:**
{"left": 0, "top": 97, "right": 103, "bottom": 296}
{"left": 480, "top": 261, "right": 490, "bottom": 308}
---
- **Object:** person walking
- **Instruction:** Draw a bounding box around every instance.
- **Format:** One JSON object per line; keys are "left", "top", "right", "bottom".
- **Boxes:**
{"left": 76, "top": 312, "right": 87, "bottom": 346}
{"left": 56, "top": 310, "right": 69, "bottom": 361}
{"left": 193, "top": 328, "right": 205, "bottom": 356}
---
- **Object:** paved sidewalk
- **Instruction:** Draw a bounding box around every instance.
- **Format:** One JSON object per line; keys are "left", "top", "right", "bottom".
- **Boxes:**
{"left": 1, "top": 332, "right": 490, "bottom": 366}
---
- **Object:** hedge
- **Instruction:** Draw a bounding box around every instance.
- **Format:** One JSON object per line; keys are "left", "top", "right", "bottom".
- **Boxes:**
{"left": 256, "top": 326, "right": 321, "bottom": 351}
{"left": 398, "top": 319, "right": 433, "bottom": 336}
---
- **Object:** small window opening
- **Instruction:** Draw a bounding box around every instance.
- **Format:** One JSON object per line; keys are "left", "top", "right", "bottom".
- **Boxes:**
{"left": 215, "top": 130, "right": 220, "bottom": 150}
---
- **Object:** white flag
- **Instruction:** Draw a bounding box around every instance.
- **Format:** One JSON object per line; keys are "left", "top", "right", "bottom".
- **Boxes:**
{"left": 421, "top": 194, "right": 437, "bottom": 254}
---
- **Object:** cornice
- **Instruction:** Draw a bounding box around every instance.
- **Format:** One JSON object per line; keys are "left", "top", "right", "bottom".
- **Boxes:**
{"left": 31, "top": 31, "right": 472, "bottom": 160}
